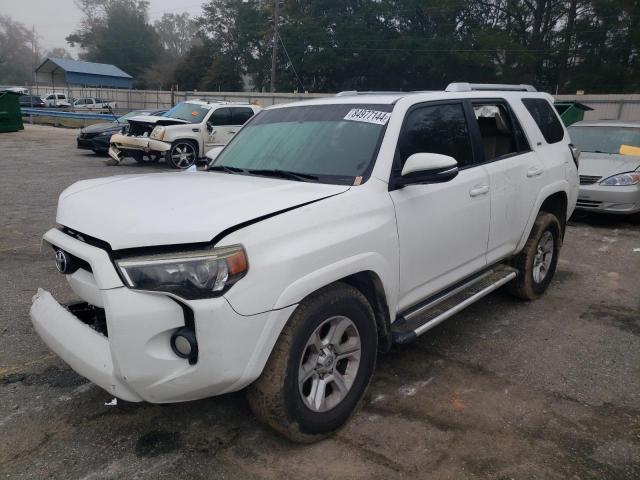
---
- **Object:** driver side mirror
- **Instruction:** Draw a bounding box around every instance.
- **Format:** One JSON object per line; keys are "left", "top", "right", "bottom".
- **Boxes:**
{"left": 396, "top": 153, "right": 459, "bottom": 187}
{"left": 206, "top": 121, "right": 215, "bottom": 133}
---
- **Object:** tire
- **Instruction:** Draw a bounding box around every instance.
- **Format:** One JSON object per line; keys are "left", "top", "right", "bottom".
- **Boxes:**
{"left": 165, "top": 141, "right": 198, "bottom": 169}
{"left": 247, "top": 283, "right": 378, "bottom": 443}
{"left": 507, "top": 212, "right": 562, "bottom": 300}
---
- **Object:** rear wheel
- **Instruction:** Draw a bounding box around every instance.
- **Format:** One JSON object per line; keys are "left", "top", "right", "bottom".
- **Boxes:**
{"left": 166, "top": 141, "right": 197, "bottom": 169}
{"left": 247, "top": 283, "right": 377, "bottom": 443}
{"left": 507, "top": 212, "right": 561, "bottom": 300}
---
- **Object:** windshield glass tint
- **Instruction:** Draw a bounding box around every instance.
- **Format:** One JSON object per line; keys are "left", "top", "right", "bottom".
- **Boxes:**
{"left": 212, "top": 104, "right": 393, "bottom": 184}
{"left": 163, "top": 103, "right": 210, "bottom": 123}
{"left": 569, "top": 126, "right": 640, "bottom": 154}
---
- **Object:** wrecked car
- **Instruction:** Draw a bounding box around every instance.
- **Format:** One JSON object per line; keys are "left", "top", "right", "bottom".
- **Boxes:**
{"left": 108, "top": 100, "right": 261, "bottom": 168}
{"left": 31, "top": 84, "right": 578, "bottom": 442}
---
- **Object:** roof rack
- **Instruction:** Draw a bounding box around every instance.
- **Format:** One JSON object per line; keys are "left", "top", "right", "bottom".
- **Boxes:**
{"left": 445, "top": 82, "right": 537, "bottom": 92}
{"left": 335, "top": 91, "right": 408, "bottom": 97}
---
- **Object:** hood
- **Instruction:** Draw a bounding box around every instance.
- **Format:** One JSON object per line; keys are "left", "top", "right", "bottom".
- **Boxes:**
{"left": 80, "top": 121, "right": 122, "bottom": 134}
{"left": 128, "top": 115, "right": 189, "bottom": 126}
{"left": 578, "top": 153, "right": 640, "bottom": 179}
{"left": 57, "top": 172, "right": 350, "bottom": 250}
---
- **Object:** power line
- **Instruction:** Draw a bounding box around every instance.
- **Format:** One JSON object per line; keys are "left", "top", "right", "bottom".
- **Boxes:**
{"left": 277, "top": 31, "right": 304, "bottom": 92}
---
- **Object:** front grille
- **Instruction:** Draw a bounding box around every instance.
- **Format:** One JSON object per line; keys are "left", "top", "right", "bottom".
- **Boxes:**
{"left": 576, "top": 199, "right": 602, "bottom": 208}
{"left": 66, "top": 302, "right": 108, "bottom": 337}
{"left": 127, "top": 120, "right": 154, "bottom": 137}
{"left": 580, "top": 175, "right": 602, "bottom": 185}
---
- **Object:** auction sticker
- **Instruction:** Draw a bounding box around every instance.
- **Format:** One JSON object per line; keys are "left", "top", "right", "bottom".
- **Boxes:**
{"left": 344, "top": 109, "right": 391, "bottom": 125}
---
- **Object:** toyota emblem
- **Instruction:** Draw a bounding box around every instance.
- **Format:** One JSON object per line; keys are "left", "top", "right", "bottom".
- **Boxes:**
{"left": 54, "top": 249, "right": 68, "bottom": 273}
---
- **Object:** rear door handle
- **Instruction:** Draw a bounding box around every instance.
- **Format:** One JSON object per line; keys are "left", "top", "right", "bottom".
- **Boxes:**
{"left": 526, "top": 166, "right": 543, "bottom": 177}
{"left": 469, "top": 184, "right": 489, "bottom": 197}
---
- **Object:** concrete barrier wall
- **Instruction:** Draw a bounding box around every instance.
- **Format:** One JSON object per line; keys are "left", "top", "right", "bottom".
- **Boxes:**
{"left": 29, "top": 85, "right": 329, "bottom": 112}
{"left": 25, "top": 85, "right": 640, "bottom": 122}
{"left": 555, "top": 94, "right": 640, "bottom": 121}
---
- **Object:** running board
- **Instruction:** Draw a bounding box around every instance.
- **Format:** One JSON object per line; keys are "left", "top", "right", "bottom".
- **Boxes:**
{"left": 392, "top": 265, "right": 518, "bottom": 344}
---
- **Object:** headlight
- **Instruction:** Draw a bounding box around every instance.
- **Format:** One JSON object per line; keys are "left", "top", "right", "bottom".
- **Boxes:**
{"left": 150, "top": 126, "right": 166, "bottom": 141}
{"left": 599, "top": 172, "right": 640, "bottom": 186}
{"left": 115, "top": 245, "right": 248, "bottom": 300}
{"left": 98, "top": 131, "right": 114, "bottom": 137}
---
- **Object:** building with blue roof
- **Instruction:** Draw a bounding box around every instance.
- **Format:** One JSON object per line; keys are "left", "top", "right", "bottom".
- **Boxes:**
{"left": 34, "top": 58, "right": 133, "bottom": 89}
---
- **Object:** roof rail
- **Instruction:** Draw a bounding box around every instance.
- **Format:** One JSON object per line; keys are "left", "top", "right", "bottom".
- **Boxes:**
{"left": 445, "top": 82, "right": 537, "bottom": 92}
{"left": 335, "top": 90, "right": 408, "bottom": 97}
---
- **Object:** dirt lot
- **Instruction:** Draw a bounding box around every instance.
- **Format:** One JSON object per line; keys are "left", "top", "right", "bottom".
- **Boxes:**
{"left": 1, "top": 125, "right": 639, "bottom": 479}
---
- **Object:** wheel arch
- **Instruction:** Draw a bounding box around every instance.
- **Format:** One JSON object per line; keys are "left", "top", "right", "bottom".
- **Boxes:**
{"left": 338, "top": 271, "right": 393, "bottom": 353}
{"left": 271, "top": 255, "right": 396, "bottom": 353}
{"left": 516, "top": 182, "right": 570, "bottom": 252}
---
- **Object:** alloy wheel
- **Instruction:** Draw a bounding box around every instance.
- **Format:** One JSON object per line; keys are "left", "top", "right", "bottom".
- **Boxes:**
{"left": 171, "top": 143, "right": 196, "bottom": 168}
{"left": 298, "top": 315, "right": 362, "bottom": 413}
{"left": 533, "top": 230, "right": 554, "bottom": 283}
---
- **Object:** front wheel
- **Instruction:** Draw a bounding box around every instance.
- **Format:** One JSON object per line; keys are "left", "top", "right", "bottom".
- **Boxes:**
{"left": 166, "top": 141, "right": 197, "bottom": 169}
{"left": 507, "top": 212, "right": 562, "bottom": 300}
{"left": 247, "top": 283, "right": 378, "bottom": 443}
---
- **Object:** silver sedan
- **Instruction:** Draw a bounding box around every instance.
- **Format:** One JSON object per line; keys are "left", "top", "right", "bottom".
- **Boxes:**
{"left": 569, "top": 120, "right": 640, "bottom": 215}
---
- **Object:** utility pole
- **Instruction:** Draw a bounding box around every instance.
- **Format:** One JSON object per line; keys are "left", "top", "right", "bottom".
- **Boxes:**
{"left": 270, "top": 0, "right": 279, "bottom": 93}
{"left": 32, "top": 25, "right": 36, "bottom": 86}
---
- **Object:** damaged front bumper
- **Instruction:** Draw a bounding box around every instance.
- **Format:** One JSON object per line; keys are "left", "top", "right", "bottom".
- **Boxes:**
{"left": 30, "top": 228, "right": 297, "bottom": 404}
{"left": 108, "top": 133, "right": 171, "bottom": 163}
{"left": 31, "top": 289, "right": 142, "bottom": 402}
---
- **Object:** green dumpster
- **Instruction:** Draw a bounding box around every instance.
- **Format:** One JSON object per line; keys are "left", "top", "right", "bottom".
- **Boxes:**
{"left": 554, "top": 101, "right": 593, "bottom": 127}
{"left": 0, "top": 91, "right": 24, "bottom": 132}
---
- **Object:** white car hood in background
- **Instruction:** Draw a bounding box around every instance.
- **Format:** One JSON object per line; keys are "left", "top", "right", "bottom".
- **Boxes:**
{"left": 579, "top": 153, "right": 640, "bottom": 179}
{"left": 57, "top": 172, "right": 350, "bottom": 250}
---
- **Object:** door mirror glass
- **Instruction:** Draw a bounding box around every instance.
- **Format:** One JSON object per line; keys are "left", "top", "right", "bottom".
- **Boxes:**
{"left": 399, "top": 153, "right": 458, "bottom": 186}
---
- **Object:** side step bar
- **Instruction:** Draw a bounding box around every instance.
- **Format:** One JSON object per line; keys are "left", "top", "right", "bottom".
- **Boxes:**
{"left": 392, "top": 265, "right": 518, "bottom": 344}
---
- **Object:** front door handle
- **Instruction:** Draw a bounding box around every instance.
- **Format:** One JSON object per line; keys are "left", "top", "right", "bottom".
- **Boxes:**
{"left": 469, "top": 184, "right": 489, "bottom": 197}
{"left": 526, "top": 166, "right": 543, "bottom": 177}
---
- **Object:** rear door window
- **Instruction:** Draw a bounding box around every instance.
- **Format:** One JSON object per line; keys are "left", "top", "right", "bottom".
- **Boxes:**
{"left": 230, "top": 107, "right": 255, "bottom": 125}
{"left": 471, "top": 102, "right": 530, "bottom": 161}
{"left": 210, "top": 107, "right": 232, "bottom": 126}
{"left": 522, "top": 98, "right": 564, "bottom": 144}
{"left": 398, "top": 103, "right": 474, "bottom": 168}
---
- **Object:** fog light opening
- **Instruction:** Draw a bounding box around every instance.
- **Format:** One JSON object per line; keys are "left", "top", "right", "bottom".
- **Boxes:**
{"left": 170, "top": 327, "right": 198, "bottom": 363}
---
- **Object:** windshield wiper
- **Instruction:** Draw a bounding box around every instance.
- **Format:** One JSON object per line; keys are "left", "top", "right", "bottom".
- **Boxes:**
{"left": 246, "top": 169, "right": 319, "bottom": 182}
{"left": 208, "top": 165, "right": 246, "bottom": 174}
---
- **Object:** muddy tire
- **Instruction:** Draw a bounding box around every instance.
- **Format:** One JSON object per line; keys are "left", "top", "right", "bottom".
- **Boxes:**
{"left": 247, "top": 283, "right": 378, "bottom": 443}
{"left": 507, "top": 212, "right": 562, "bottom": 300}
{"left": 166, "top": 141, "right": 198, "bottom": 169}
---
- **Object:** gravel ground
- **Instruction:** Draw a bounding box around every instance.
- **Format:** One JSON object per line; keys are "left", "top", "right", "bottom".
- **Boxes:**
{"left": 0, "top": 124, "right": 639, "bottom": 479}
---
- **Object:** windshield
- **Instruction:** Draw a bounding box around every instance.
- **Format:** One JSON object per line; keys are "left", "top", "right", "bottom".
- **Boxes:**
{"left": 569, "top": 126, "right": 640, "bottom": 155}
{"left": 163, "top": 102, "right": 211, "bottom": 123}
{"left": 210, "top": 104, "right": 393, "bottom": 185}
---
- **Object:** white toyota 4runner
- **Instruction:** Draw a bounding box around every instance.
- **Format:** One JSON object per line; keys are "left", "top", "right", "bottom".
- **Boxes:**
{"left": 31, "top": 83, "right": 579, "bottom": 442}
{"left": 108, "top": 100, "right": 261, "bottom": 169}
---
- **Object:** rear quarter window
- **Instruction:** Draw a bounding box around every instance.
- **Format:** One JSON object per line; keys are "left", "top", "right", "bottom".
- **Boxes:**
{"left": 521, "top": 98, "right": 564, "bottom": 144}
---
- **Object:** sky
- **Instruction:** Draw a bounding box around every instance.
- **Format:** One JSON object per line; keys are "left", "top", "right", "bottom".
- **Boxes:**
{"left": 0, "top": 0, "right": 205, "bottom": 56}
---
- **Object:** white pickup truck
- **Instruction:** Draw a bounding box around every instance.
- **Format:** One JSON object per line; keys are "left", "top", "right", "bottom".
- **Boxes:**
{"left": 108, "top": 100, "right": 261, "bottom": 168}
{"left": 31, "top": 83, "right": 578, "bottom": 442}
{"left": 72, "top": 97, "right": 117, "bottom": 112}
